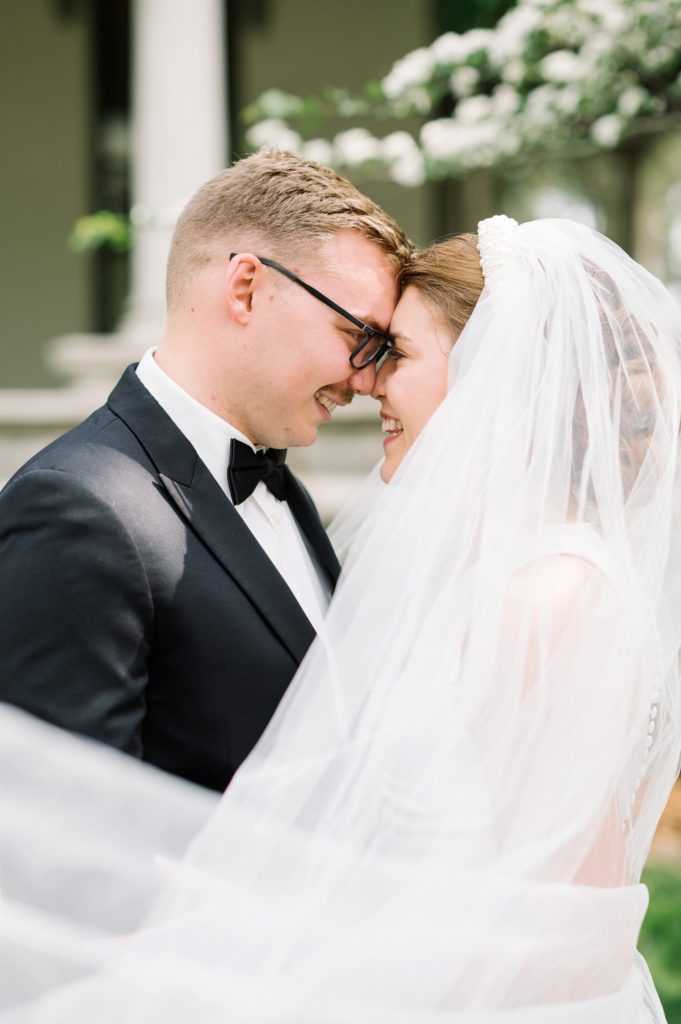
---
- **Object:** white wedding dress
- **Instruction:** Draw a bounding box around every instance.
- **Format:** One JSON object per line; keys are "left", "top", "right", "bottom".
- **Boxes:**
{"left": 1, "top": 217, "right": 679, "bottom": 1022}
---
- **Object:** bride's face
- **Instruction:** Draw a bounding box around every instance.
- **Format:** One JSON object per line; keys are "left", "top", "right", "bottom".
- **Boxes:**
{"left": 372, "top": 286, "right": 453, "bottom": 482}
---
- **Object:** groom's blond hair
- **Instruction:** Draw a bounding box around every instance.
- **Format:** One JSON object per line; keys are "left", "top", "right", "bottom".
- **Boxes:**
{"left": 166, "top": 150, "right": 413, "bottom": 310}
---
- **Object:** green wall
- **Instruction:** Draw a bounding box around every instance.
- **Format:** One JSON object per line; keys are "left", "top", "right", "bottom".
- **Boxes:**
{"left": 0, "top": 1, "right": 91, "bottom": 386}
{"left": 232, "top": 0, "right": 433, "bottom": 246}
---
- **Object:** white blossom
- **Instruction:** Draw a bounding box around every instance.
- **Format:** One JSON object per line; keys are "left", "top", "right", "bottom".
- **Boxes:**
{"left": 410, "top": 87, "right": 436, "bottom": 114}
{"left": 590, "top": 113, "right": 624, "bottom": 148}
{"left": 254, "top": 88, "right": 302, "bottom": 120}
{"left": 381, "top": 131, "right": 420, "bottom": 161}
{"left": 382, "top": 47, "right": 435, "bottom": 100}
{"left": 545, "top": 6, "right": 590, "bottom": 46}
{"left": 456, "top": 94, "right": 494, "bottom": 124}
{"left": 302, "top": 139, "right": 334, "bottom": 166}
{"left": 246, "top": 0, "right": 679, "bottom": 186}
{"left": 643, "top": 45, "right": 676, "bottom": 73}
{"left": 361, "top": 131, "right": 427, "bottom": 186}
{"left": 492, "top": 84, "right": 521, "bottom": 117}
{"left": 421, "top": 118, "right": 499, "bottom": 162}
{"left": 430, "top": 32, "right": 469, "bottom": 65}
{"left": 338, "top": 98, "right": 360, "bottom": 117}
{"left": 578, "top": 0, "right": 628, "bottom": 34}
{"left": 245, "top": 119, "right": 303, "bottom": 153}
{"left": 496, "top": 130, "right": 523, "bottom": 158}
{"left": 429, "top": 29, "right": 493, "bottom": 69}
{"left": 579, "top": 33, "right": 613, "bottom": 61}
{"left": 553, "top": 85, "right": 581, "bottom": 115}
{"left": 459, "top": 28, "right": 493, "bottom": 59}
{"left": 332, "top": 128, "right": 383, "bottom": 166}
{"left": 420, "top": 119, "right": 466, "bottom": 161}
{"left": 540, "top": 50, "right": 586, "bottom": 83}
{"left": 525, "top": 84, "right": 560, "bottom": 125}
{"left": 618, "top": 86, "right": 648, "bottom": 118}
{"left": 623, "top": 28, "right": 649, "bottom": 54}
{"left": 450, "top": 66, "right": 479, "bottom": 97}
{"left": 502, "top": 58, "right": 527, "bottom": 85}
{"left": 391, "top": 151, "right": 426, "bottom": 187}
{"left": 487, "top": 4, "right": 542, "bottom": 64}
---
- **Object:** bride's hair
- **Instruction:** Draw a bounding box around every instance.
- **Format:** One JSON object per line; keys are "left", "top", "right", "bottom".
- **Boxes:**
{"left": 399, "top": 234, "right": 484, "bottom": 338}
{"left": 403, "top": 231, "right": 668, "bottom": 508}
{"left": 569, "top": 259, "right": 667, "bottom": 507}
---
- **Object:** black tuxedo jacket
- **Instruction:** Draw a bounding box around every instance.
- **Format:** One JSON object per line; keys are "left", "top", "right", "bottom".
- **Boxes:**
{"left": 0, "top": 366, "right": 340, "bottom": 791}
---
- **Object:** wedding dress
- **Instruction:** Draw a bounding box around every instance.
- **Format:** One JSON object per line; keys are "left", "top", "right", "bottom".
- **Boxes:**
{"left": 1, "top": 217, "right": 680, "bottom": 1022}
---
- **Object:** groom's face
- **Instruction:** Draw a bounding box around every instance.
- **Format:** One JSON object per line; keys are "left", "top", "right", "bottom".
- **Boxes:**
{"left": 237, "top": 230, "right": 398, "bottom": 449}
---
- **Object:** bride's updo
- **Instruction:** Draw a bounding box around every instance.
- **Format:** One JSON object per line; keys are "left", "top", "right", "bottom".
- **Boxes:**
{"left": 573, "top": 259, "right": 667, "bottom": 503}
{"left": 399, "top": 234, "right": 484, "bottom": 339}
{"left": 402, "top": 230, "right": 667, "bottom": 506}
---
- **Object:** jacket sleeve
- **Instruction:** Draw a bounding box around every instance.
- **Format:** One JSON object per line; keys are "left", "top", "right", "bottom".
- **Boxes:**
{"left": 0, "top": 468, "right": 153, "bottom": 756}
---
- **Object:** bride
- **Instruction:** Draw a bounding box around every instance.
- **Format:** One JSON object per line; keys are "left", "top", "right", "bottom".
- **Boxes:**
{"left": 1, "top": 215, "right": 680, "bottom": 1022}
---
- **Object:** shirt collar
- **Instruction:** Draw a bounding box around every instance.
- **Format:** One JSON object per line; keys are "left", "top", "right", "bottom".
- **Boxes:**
{"left": 136, "top": 347, "right": 263, "bottom": 500}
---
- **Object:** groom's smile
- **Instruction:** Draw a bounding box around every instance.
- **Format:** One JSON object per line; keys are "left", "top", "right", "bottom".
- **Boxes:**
{"left": 230, "top": 229, "right": 398, "bottom": 450}
{"left": 315, "top": 387, "right": 353, "bottom": 421}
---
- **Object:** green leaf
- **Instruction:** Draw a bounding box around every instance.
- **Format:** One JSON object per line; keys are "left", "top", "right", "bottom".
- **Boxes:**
{"left": 69, "top": 212, "right": 132, "bottom": 254}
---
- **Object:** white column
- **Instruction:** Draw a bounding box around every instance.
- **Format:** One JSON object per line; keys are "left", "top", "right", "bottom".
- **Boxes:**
{"left": 124, "top": 0, "right": 228, "bottom": 340}
{"left": 47, "top": 0, "right": 228, "bottom": 385}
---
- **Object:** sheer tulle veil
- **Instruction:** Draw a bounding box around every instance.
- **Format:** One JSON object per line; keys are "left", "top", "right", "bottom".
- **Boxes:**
{"left": 1, "top": 217, "right": 680, "bottom": 1022}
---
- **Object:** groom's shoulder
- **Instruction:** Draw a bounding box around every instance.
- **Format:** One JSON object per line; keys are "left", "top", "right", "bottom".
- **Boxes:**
{"left": 6, "top": 406, "right": 143, "bottom": 485}
{"left": 2, "top": 372, "right": 157, "bottom": 502}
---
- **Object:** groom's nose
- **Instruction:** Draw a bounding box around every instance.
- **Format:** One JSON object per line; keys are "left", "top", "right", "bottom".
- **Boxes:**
{"left": 347, "top": 362, "right": 377, "bottom": 396}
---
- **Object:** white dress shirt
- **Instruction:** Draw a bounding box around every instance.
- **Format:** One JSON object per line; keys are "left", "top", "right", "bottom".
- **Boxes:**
{"left": 136, "top": 348, "right": 330, "bottom": 633}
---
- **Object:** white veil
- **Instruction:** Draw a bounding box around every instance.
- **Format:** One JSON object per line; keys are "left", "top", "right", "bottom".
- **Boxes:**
{"left": 1, "top": 217, "right": 680, "bottom": 1022}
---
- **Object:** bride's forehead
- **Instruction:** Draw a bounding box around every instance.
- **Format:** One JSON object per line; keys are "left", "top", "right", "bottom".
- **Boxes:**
{"left": 392, "top": 287, "right": 428, "bottom": 319}
{"left": 391, "top": 288, "right": 446, "bottom": 335}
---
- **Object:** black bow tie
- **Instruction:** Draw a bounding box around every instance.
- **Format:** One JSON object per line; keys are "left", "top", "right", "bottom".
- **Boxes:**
{"left": 227, "top": 439, "right": 287, "bottom": 505}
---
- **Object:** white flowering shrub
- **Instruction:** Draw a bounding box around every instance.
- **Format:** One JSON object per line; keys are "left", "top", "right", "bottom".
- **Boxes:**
{"left": 244, "top": 0, "right": 681, "bottom": 184}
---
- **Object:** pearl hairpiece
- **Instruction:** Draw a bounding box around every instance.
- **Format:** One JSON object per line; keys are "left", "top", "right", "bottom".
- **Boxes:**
{"left": 477, "top": 215, "right": 519, "bottom": 287}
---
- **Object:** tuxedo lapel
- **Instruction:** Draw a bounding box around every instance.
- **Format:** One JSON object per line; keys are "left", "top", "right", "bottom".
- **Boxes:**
{"left": 108, "top": 367, "right": 317, "bottom": 664}
{"left": 284, "top": 469, "right": 341, "bottom": 590}
{"left": 160, "top": 464, "right": 316, "bottom": 663}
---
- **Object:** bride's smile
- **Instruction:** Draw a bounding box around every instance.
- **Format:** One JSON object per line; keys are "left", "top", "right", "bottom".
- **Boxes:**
{"left": 372, "top": 286, "right": 453, "bottom": 482}
{"left": 372, "top": 235, "right": 483, "bottom": 484}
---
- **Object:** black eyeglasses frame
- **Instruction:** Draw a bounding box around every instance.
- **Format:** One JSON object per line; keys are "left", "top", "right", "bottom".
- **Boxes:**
{"left": 229, "top": 253, "right": 394, "bottom": 369}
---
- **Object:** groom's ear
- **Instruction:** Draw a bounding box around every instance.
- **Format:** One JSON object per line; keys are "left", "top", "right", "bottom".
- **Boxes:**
{"left": 224, "top": 253, "right": 259, "bottom": 325}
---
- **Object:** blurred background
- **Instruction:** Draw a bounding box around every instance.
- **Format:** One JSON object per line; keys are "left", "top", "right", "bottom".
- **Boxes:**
{"left": 1, "top": 0, "right": 680, "bottom": 1012}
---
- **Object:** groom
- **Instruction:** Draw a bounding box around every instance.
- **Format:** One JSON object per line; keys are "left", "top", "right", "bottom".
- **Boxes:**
{"left": 0, "top": 150, "right": 410, "bottom": 791}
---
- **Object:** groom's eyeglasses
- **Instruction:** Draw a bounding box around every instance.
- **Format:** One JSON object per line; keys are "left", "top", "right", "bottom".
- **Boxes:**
{"left": 229, "top": 253, "right": 394, "bottom": 369}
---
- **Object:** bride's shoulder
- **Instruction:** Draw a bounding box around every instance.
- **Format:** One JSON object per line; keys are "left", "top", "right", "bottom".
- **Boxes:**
{"left": 507, "top": 526, "right": 621, "bottom": 618}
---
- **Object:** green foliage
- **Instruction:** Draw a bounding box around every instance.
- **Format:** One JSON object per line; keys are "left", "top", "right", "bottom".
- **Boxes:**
{"left": 436, "top": 0, "right": 518, "bottom": 33}
{"left": 69, "top": 211, "right": 132, "bottom": 254}
{"left": 244, "top": 0, "right": 681, "bottom": 186}
{"left": 641, "top": 862, "right": 681, "bottom": 1022}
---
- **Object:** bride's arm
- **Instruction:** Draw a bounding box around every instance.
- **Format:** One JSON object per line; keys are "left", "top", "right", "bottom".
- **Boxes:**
{"left": 484, "top": 552, "right": 643, "bottom": 886}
